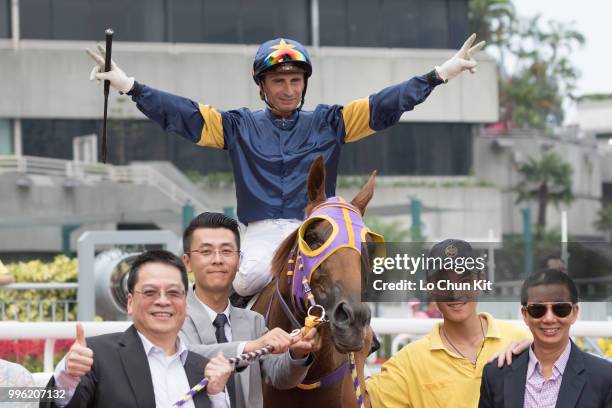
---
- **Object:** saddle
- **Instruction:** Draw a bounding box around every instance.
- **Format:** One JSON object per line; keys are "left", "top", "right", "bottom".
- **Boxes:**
{"left": 229, "top": 290, "right": 258, "bottom": 309}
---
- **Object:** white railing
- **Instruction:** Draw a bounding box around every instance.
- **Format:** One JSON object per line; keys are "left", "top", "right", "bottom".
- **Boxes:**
{"left": 0, "top": 155, "right": 207, "bottom": 211}
{"left": 1, "top": 319, "right": 610, "bottom": 372}
{"left": 0, "top": 283, "right": 79, "bottom": 322}
{"left": 0, "top": 300, "right": 77, "bottom": 322}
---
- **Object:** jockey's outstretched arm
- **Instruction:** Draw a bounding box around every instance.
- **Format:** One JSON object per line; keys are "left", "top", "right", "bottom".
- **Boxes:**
{"left": 86, "top": 45, "right": 224, "bottom": 150}
{"left": 341, "top": 33, "right": 486, "bottom": 144}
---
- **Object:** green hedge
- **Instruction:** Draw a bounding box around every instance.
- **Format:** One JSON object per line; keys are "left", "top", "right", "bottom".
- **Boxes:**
{"left": 1, "top": 256, "right": 78, "bottom": 321}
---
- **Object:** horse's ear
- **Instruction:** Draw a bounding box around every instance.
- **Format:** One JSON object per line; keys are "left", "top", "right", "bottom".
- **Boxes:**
{"left": 307, "top": 156, "right": 327, "bottom": 206}
{"left": 351, "top": 170, "right": 376, "bottom": 216}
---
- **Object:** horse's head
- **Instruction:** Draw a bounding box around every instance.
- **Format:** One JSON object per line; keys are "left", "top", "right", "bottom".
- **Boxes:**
{"left": 286, "top": 157, "right": 381, "bottom": 353}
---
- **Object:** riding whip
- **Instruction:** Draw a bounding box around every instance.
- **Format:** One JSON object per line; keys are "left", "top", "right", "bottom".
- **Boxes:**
{"left": 101, "top": 28, "right": 113, "bottom": 163}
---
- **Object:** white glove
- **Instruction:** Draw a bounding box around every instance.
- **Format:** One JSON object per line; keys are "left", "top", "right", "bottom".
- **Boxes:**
{"left": 86, "top": 44, "right": 135, "bottom": 94}
{"left": 435, "top": 33, "right": 486, "bottom": 82}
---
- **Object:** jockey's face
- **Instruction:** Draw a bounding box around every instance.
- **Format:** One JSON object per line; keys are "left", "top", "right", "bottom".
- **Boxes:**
{"left": 261, "top": 71, "right": 304, "bottom": 116}
{"left": 183, "top": 227, "right": 240, "bottom": 295}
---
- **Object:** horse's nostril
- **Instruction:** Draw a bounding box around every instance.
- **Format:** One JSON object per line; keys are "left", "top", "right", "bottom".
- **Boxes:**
{"left": 333, "top": 301, "right": 353, "bottom": 325}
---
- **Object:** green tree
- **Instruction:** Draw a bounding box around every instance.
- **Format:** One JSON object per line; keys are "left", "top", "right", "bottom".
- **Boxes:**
{"left": 469, "top": 0, "right": 516, "bottom": 51}
{"left": 594, "top": 204, "right": 612, "bottom": 240}
{"left": 469, "top": 1, "right": 585, "bottom": 130}
{"left": 515, "top": 152, "right": 574, "bottom": 238}
{"left": 501, "top": 16, "right": 584, "bottom": 129}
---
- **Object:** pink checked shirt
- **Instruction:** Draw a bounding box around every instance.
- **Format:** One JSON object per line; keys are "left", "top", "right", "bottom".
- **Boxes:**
{"left": 523, "top": 341, "right": 572, "bottom": 408}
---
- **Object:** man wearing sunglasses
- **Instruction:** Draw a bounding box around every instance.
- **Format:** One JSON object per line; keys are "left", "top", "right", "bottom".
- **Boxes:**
{"left": 179, "top": 212, "right": 320, "bottom": 408}
{"left": 479, "top": 269, "right": 612, "bottom": 408}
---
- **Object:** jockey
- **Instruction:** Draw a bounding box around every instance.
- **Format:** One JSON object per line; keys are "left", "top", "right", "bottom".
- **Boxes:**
{"left": 87, "top": 35, "right": 485, "bottom": 298}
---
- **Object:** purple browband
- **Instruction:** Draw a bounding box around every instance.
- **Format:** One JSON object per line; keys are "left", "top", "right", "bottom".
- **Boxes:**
{"left": 289, "top": 197, "right": 371, "bottom": 313}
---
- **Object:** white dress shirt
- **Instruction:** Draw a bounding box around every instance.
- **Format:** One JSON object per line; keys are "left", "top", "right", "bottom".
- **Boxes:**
{"left": 195, "top": 298, "right": 247, "bottom": 355}
{"left": 195, "top": 294, "right": 310, "bottom": 366}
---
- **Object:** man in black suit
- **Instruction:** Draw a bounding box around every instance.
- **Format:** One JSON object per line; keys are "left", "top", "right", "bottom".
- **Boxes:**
{"left": 42, "top": 250, "right": 232, "bottom": 408}
{"left": 479, "top": 269, "right": 612, "bottom": 408}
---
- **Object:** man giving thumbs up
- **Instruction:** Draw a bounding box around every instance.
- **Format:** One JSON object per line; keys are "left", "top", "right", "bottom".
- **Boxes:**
{"left": 42, "top": 250, "right": 231, "bottom": 408}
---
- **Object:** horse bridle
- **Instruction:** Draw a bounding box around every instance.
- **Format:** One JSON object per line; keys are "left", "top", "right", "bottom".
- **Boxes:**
{"left": 266, "top": 197, "right": 384, "bottom": 406}
{"left": 290, "top": 197, "right": 383, "bottom": 311}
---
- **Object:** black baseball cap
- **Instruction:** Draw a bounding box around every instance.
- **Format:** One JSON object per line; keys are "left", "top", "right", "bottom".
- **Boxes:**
{"left": 427, "top": 238, "right": 477, "bottom": 277}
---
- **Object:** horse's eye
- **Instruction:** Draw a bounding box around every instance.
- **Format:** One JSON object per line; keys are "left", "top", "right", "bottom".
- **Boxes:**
{"left": 304, "top": 231, "right": 323, "bottom": 250}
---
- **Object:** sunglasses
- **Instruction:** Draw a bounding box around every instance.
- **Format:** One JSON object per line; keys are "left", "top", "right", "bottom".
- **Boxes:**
{"left": 524, "top": 302, "right": 574, "bottom": 318}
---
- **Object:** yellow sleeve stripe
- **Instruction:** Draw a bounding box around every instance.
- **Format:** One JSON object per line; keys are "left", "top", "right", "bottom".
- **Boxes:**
{"left": 342, "top": 97, "right": 375, "bottom": 143}
{"left": 198, "top": 104, "right": 224, "bottom": 149}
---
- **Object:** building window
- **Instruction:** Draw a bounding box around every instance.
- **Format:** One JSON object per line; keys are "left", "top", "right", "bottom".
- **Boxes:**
{"left": 319, "top": 0, "right": 468, "bottom": 49}
{"left": 0, "top": 0, "right": 9, "bottom": 38}
{"left": 19, "top": 0, "right": 311, "bottom": 44}
{"left": 0, "top": 119, "right": 12, "bottom": 155}
{"left": 339, "top": 123, "right": 472, "bottom": 175}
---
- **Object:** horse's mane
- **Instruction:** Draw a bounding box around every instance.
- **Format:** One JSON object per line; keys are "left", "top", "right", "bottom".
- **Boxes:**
{"left": 271, "top": 229, "right": 299, "bottom": 278}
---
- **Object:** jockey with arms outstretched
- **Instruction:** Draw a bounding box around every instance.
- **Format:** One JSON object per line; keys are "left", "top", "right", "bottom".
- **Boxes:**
{"left": 87, "top": 35, "right": 485, "bottom": 300}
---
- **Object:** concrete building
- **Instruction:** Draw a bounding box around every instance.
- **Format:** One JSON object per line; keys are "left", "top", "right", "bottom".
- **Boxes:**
{"left": 575, "top": 97, "right": 612, "bottom": 205}
{"left": 474, "top": 129, "right": 602, "bottom": 239}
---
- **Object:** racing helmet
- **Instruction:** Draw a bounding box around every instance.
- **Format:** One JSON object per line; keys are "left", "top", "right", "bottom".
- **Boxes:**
{"left": 252, "top": 38, "right": 312, "bottom": 84}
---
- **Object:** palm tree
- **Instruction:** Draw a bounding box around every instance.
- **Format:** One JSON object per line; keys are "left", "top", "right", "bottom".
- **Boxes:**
{"left": 515, "top": 152, "right": 574, "bottom": 239}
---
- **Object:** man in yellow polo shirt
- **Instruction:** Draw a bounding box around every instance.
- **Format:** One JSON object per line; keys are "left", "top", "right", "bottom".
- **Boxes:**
{"left": 365, "top": 239, "right": 530, "bottom": 408}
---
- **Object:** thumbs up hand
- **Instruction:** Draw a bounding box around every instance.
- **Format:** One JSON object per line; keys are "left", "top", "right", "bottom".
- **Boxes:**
{"left": 65, "top": 322, "right": 94, "bottom": 379}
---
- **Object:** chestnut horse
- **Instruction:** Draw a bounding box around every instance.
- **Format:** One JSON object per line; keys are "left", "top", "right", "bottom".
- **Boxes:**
{"left": 251, "top": 157, "right": 380, "bottom": 407}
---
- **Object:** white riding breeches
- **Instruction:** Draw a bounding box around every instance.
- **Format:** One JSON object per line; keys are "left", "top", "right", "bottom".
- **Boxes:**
{"left": 232, "top": 218, "right": 302, "bottom": 297}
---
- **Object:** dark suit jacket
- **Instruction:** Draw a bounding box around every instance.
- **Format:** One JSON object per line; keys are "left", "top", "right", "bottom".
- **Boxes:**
{"left": 479, "top": 341, "right": 612, "bottom": 408}
{"left": 40, "top": 325, "right": 212, "bottom": 408}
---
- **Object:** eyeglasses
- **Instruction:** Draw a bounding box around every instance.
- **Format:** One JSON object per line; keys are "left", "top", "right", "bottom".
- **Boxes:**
{"left": 133, "top": 288, "right": 186, "bottom": 300}
{"left": 524, "top": 302, "right": 574, "bottom": 318}
{"left": 188, "top": 248, "right": 240, "bottom": 260}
